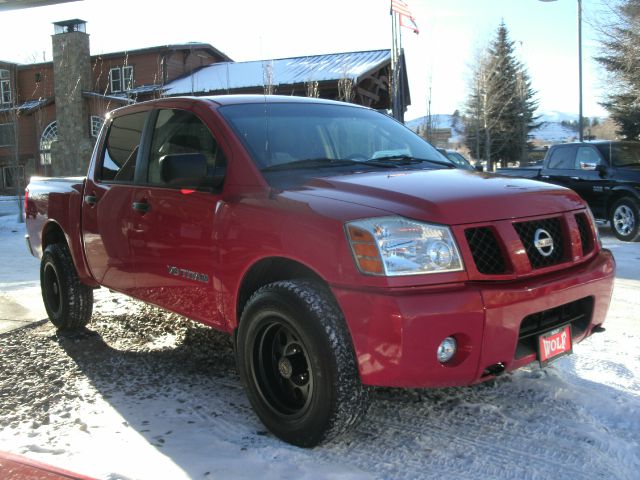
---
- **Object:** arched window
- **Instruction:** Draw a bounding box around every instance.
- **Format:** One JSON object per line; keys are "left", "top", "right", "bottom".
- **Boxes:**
{"left": 40, "top": 121, "right": 58, "bottom": 165}
{"left": 0, "top": 69, "right": 10, "bottom": 105}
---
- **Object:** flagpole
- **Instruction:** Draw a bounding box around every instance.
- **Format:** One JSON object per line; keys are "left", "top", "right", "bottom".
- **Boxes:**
{"left": 391, "top": 9, "right": 401, "bottom": 120}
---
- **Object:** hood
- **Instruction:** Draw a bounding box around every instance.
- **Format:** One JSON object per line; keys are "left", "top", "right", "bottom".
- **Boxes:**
{"left": 295, "top": 169, "right": 585, "bottom": 225}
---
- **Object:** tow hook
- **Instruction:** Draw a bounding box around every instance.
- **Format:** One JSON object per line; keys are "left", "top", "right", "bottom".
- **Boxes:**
{"left": 482, "top": 362, "right": 505, "bottom": 378}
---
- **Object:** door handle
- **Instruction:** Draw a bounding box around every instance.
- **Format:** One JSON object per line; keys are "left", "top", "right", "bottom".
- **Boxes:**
{"left": 540, "top": 175, "right": 550, "bottom": 179}
{"left": 84, "top": 194, "right": 97, "bottom": 206}
{"left": 570, "top": 176, "right": 580, "bottom": 180}
{"left": 132, "top": 201, "right": 150, "bottom": 213}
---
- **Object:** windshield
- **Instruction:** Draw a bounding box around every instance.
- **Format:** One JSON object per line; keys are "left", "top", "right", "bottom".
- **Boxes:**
{"left": 611, "top": 143, "right": 640, "bottom": 167}
{"left": 596, "top": 142, "right": 640, "bottom": 168}
{"left": 218, "top": 102, "right": 449, "bottom": 183}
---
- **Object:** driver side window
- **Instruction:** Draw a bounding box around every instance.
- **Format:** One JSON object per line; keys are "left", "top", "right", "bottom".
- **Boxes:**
{"left": 148, "top": 109, "right": 226, "bottom": 186}
{"left": 575, "top": 147, "right": 601, "bottom": 169}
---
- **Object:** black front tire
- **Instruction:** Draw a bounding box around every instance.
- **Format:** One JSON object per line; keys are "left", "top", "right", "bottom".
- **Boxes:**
{"left": 40, "top": 243, "right": 94, "bottom": 330}
{"left": 610, "top": 197, "right": 640, "bottom": 242}
{"left": 236, "top": 280, "right": 369, "bottom": 447}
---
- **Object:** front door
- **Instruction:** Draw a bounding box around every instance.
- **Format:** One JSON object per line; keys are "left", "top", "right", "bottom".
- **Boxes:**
{"left": 128, "top": 108, "right": 228, "bottom": 328}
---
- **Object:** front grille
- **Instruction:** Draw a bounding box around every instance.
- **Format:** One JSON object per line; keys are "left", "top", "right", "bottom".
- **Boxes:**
{"left": 465, "top": 227, "right": 507, "bottom": 274}
{"left": 513, "top": 217, "right": 565, "bottom": 269}
{"left": 515, "top": 297, "right": 594, "bottom": 359}
{"left": 575, "top": 213, "right": 593, "bottom": 255}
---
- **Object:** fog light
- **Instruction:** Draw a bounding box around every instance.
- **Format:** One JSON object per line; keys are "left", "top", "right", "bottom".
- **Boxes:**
{"left": 437, "top": 337, "right": 457, "bottom": 363}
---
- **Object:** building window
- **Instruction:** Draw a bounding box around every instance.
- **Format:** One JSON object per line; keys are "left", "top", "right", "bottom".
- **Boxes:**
{"left": 40, "top": 121, "right": 58, "bottom": 165}
{"left": 110, "top": 66, "right": 134, "bottom": 93}
{"left": 123, "top": 66, "right": 134, "bottom": 91}
{"left": 109, "top": 67, "right": 122, "bottom": 92}
{"left": 0, "top": 123, "right": 14, "bottom": 147}
{"left": 3, "top": 166, "right": 24, "bottom": 189}
{"left": 91, "top": 115, "right": 104, "bottom": 137}
{"left": 0, "top": 69, "right": 11, "bottom": 105}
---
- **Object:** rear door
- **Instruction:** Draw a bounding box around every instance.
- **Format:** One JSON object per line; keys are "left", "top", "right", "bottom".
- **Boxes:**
{"left": 82, "top": 110, "right": 148, "bottom": 294}
{"left": 541, "top": 145, "right": 577, "bottom": 190}
{"left": 128, "top": 107, "right": 228, "bottom": 328}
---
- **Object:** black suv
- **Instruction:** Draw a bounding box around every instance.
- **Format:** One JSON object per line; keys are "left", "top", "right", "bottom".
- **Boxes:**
{"left": 499, "top": 141, "right": 640, "bottom": 241}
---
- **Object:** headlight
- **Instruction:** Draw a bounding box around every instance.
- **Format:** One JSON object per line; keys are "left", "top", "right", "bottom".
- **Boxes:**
{"left": 345, "top": 216, "right": 464, "bottom": 276}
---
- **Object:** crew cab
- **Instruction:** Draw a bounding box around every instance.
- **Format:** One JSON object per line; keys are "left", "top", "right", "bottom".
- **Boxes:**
{"left": 497, "top": 141, "right": 640, "bottom": 241}
{"left": 25, "top": 96, "right": 615, "bottom": 447}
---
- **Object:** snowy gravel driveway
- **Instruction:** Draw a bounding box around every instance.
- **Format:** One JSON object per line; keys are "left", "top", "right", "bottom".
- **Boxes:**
{"left": 0, "top": 205, "right": 639, "bottom": 479}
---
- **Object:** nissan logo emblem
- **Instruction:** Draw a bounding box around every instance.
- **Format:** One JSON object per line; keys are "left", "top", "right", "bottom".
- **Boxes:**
{"left": 534, "top": 228, "right": 554, "bottom": 257}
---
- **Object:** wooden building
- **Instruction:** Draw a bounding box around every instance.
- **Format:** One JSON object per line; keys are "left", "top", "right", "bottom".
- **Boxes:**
{"left": 0, "top": 20, "right": 408, "bottom": 194}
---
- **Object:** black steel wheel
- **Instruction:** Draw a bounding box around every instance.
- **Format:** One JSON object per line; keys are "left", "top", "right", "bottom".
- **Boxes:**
{"left": 236, "top": 280, "right": 369, "bottom": 447}
{"left": 252, "top": 319, "right": 314, "bottom": 417}
{"left": 40, "top": 243, "right": 93, "bottom": 330}
{"left": 610, "top": 197, "right": 640, "bottom": 242}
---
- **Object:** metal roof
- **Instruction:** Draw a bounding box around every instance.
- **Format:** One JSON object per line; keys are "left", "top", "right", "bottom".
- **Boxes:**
{"left": 0, "top": 97, "right": 52, "bottom": 114}
{"left": 163, "top": 49, "right": 391, "bottom": 96}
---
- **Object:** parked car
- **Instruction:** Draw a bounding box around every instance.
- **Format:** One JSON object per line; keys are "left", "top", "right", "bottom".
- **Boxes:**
{"left": 25, "top": 96, "right": 615, "bottom": 447}
{"left": 436, "top": 148, "right": 481, "bottom": 171}
{"left": 497, "top": 141, "right": 640, "bottom": 241}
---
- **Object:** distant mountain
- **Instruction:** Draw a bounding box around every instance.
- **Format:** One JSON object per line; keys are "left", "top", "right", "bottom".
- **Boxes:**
{"left": 538, "top": 111, "right": 578, "bottom": 123}
{"left": 405, "top": 114, "right": 464, "bottom": 143}
{"left": 405, "top": 114, "right": 457, "bottom": 131}
{"left": 405, "top": 112, "right": 601, "bottom": 144}
{"left": 530, "top": 122, "right": 578, "bottom": 143}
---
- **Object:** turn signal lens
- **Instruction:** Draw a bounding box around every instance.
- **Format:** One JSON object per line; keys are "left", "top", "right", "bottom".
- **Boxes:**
{"left": 346, "top": 225, "right": 384, "bottom": 274}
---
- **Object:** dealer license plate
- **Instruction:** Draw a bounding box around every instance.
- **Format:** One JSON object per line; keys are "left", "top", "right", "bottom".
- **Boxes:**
{"left": 538, "top": 324, "right": 573, "bottom": 367}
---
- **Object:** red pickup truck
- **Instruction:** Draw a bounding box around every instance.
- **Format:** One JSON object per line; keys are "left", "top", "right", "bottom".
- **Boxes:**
{"left": 25, "top": 95, "right": 615, "bottom": 447}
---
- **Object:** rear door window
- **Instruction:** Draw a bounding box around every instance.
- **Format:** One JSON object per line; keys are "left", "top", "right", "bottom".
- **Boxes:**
{"left": 99, "top": 111, "right": 147, "bottom": 182}
{"left": 547, "top": 146, "right": 576, "bottom": 169}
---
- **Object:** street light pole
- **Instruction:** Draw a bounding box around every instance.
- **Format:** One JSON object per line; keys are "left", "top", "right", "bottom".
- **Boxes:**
{"left": 539, "top": 0, "right": 583, "bottom": 141}
{"left": 577, "top": 0, "right": 583, "bottom": 141}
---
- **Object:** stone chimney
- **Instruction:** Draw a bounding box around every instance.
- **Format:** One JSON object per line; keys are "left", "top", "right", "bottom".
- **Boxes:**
{"left": 50, "top": 19, "right": 94, "bottom": 176}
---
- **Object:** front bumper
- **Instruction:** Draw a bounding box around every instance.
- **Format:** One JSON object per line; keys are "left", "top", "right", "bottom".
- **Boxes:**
{"left": 332, "top": 249, "right": 615, "bottom": 388}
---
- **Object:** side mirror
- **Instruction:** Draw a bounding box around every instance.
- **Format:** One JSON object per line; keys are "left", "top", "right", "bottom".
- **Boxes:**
{"left": 596, "top": 163, "right": 608, "bottom": 178}
{"left": 579, "top": 161, "right": 598, "bottom": 171}
{"left": 474, "top": 163, "right": 484, "bottom": 172}
{"left": 160, "top": 153, "right": 225, "bottom": 189}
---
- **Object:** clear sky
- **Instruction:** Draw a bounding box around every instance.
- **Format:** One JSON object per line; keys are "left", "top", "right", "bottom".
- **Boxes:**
{"left": 0, "top": 0, "right": 612, "bottom": 121}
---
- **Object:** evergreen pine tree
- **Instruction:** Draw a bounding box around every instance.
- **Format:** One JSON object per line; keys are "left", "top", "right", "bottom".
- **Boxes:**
{"left": 597, "top": 0, "right": 640, "bottom": 139}
{"left": 464, "top": 22, "right": 538, "bottom": 169}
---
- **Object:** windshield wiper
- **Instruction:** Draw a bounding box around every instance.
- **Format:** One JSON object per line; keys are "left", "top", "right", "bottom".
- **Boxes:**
{"left": 261, "top": 158, "right": 360, "bottom": 172}
{"left": 367, "top": 155, "right": 456, "bottom": 169}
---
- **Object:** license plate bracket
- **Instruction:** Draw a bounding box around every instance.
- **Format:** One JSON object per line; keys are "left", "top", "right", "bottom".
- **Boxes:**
{"left": 538, "top": 324, "right": 573, "bottom": 367}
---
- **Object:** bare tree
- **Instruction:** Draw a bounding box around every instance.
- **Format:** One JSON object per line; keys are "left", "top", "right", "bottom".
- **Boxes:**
{"left": 305, "top": 80, "right": 320, "bottom": 98}
{"left": 337, "top": 78, "right": 354, "bottom": 103}
{"left": 263, "top": 61, "right": 276, "bottom": 95}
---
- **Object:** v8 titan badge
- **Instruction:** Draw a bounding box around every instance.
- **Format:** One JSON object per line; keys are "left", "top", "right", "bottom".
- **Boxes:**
{"left": 538, "top": 324, "right": 573, "bottom": 367}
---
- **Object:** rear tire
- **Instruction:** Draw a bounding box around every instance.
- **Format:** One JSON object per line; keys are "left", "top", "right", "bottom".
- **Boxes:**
{"left": 40, "top": 243, "right": 93, "bottom": 330}
{"left": 609, "top": 197, "right": 640, "bottom": 242}
{"left": 236, "top": 280, "right": 369, "bottom": 447}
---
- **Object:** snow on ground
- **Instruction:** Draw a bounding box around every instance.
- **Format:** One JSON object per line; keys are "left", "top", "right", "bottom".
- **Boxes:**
{"left": 0, "top": 200, "right": 639, "bottom": 480}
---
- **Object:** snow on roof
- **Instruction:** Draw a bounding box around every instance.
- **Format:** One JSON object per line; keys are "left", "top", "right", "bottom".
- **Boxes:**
{"left": 0, "top": 97, "right": 52, "bottom": 114}
{"left": 163, "top": 49, "right": 391, "bottom": 96}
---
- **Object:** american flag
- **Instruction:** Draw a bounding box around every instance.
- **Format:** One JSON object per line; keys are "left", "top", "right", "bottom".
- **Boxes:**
{"left": 391, "top": 0, "right": 419, "bottom": 34}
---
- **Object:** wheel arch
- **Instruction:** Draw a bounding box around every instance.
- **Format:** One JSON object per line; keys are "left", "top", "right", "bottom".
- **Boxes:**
{"left": 40, "top": 220, "right": 99, "bottom": 287}
{"left": 606, "top": 187, "right": 640, "bottom": 218}
{"left": 41, "top": 220, "right": 68, "bottom": 252}
{"left": 235, "top": 257, "right": 328, "bottom": 331}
